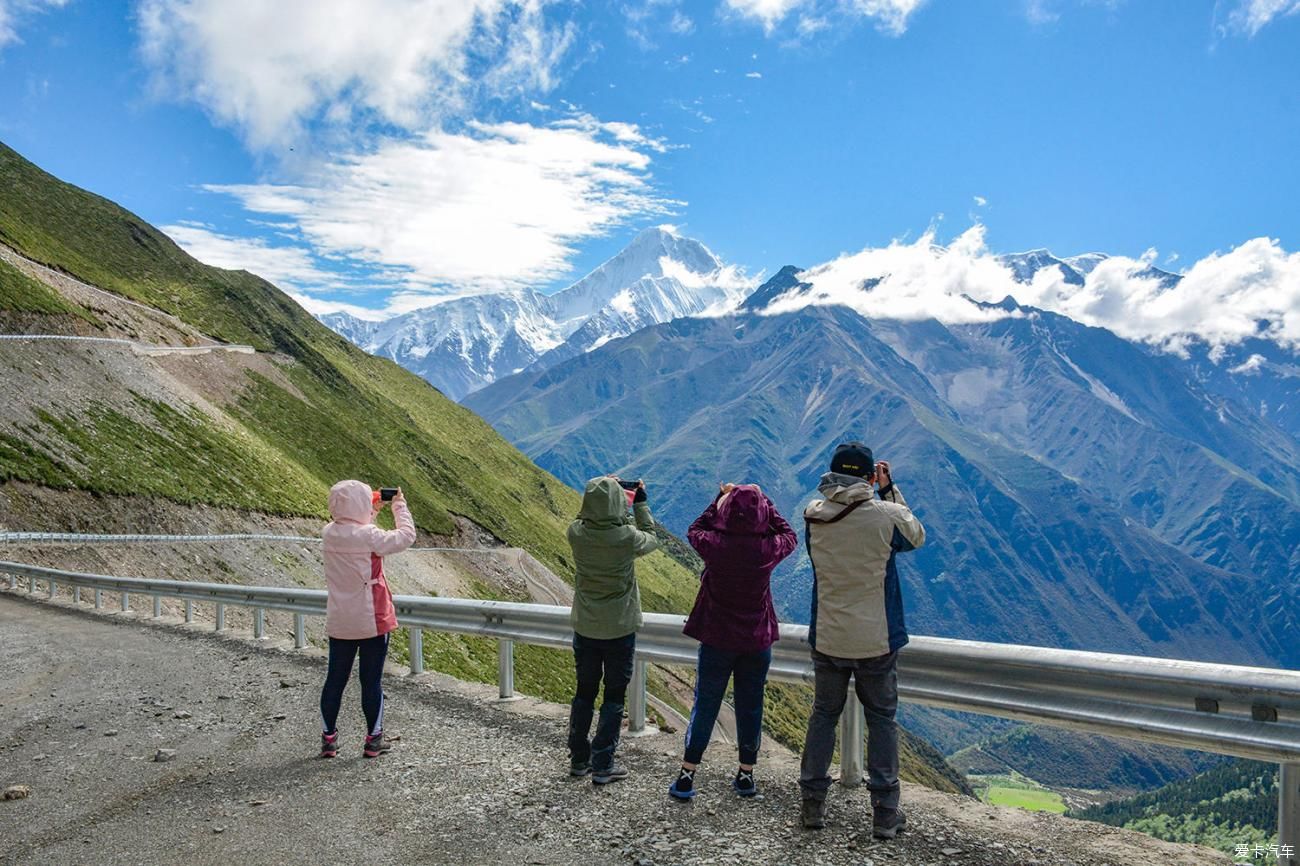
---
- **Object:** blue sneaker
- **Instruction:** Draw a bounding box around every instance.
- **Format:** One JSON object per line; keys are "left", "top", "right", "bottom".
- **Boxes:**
{"left": 668, "top": 767, "right": 696, "bottom": 800}
{"left": 733, "top": 768, "right": 758, "bottom": 797}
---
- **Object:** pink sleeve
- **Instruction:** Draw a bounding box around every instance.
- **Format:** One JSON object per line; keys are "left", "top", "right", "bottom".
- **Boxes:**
{"left": 367, "top": 499, "right": 416, "bottom": 556}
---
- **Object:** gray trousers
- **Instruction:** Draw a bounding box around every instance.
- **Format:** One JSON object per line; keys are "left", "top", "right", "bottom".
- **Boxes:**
{"left": 799, "top": 649, "right": 900, "bottom": 810}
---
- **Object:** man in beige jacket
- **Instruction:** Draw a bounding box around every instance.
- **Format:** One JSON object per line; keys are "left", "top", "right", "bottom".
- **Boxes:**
{"left": 799, "top": 442, "right": 925, "bottom": 839}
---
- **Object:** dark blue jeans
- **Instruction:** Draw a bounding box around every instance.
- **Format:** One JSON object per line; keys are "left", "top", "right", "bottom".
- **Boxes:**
{"left": 320, "top": 633, "right": 389, "bottom": 736}
{"left": 799, "top": 649, "right": 900, "bottom": 810}
{"left": 567, "top": 632, "right": 635, "bottom": 769}
{"left": 683, "top": 643, "right": 772, "bottom": 766}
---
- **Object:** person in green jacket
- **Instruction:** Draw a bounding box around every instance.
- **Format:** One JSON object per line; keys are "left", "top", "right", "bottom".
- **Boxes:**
{"left": 566, "top": 475, "right": 661, "bottom": 784}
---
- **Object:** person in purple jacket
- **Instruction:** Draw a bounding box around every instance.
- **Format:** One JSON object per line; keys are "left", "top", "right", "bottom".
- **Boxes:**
{"left": 669, "top": 483, "right": 798, "bottom": 800}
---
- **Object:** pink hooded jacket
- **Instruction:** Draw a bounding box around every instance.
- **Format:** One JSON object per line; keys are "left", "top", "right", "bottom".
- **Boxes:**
{"left": 322, "top": 480, "right": 416, "bottom": 640}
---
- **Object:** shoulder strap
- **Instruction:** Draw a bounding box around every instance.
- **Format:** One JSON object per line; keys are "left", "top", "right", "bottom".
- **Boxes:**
{"left": 805, "top": 497, "right": 869, "bottom": 525}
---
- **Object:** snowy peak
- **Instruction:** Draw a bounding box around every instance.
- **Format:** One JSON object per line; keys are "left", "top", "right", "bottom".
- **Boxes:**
{"left": 317, "top": 227, "right": 752, "bottom": 400}
{"left": 548, "top": 226, "right": 726, "bottom": 323}
{"left": 998, "top": 250, "right": 1087, "bottom": 286}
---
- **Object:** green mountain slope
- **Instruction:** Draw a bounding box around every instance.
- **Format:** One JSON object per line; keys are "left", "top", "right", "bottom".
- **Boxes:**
{"left": 1071, "top": 759, "right": 1279, "bottom": 856}
{"left": 949, "top": 725, "right": 1222, "bottom": 794}
{"left": 0, "top": 140, "right": 969, "bottom": 795}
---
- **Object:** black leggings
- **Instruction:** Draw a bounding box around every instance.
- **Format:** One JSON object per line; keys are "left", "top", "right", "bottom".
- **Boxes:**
{"left": 320, "top": 633, "right": 389, "bottom": 736}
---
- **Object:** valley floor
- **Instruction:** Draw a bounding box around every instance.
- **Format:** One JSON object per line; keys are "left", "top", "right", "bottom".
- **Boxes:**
{"left": 0, "top": 590, "right": 1231, "bottom": 866}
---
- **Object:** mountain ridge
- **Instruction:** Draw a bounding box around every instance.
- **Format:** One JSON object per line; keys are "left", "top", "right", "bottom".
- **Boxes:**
{"left": 319, "top": 226, "right": 751, "bottom": 399}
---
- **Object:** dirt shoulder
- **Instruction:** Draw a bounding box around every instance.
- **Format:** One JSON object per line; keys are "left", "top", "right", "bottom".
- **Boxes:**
{"left": 0, "top": 589, "right": 1231, "bottom": 866}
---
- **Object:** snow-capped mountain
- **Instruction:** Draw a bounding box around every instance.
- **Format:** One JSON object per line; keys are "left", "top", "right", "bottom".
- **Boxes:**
{"left": 320, "top": 226, "right": 752, "bottom": 399}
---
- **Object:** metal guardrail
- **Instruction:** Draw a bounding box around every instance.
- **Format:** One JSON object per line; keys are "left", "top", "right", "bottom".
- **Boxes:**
{"left": 1, "top": 559, "right": 1296, "bottom": 862}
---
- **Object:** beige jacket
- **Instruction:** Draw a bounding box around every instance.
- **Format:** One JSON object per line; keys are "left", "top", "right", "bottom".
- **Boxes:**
{"left": 803, "top": 472, "right": 925, "bottom": 659}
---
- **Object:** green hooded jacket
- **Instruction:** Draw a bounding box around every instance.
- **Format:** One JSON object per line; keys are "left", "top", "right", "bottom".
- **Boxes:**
{"left": 567, "top": 477, "right": 662, "bottom": 639}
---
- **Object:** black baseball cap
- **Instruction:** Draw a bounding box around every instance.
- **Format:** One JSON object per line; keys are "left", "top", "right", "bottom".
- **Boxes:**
{"left": 830, "top": 441, "right": 874, "bottom": 478}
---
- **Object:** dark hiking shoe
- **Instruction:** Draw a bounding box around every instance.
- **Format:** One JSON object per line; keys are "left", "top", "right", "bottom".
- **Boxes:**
{"left": 668, "top": 767, "right": 696, "bottom": 800}
{"left": 592, "top": 762, "right": 629, "bottom": 785}
{"left": 319, "top": 731, "right": 339, "bottom": 759}
{"left": 363, "top": 731, "right": 393, "bottom": 758}
{"left": 801, "top": 798, "right": 827, "bottom": 829}
{"left": 733, "top": 768, "right": 758, "bottom": 798}
{"left": 873, "top": 806, "right": 907, "bottom": 840}
{"left": 569, "top": 759, "right": 592, "bottom": 777}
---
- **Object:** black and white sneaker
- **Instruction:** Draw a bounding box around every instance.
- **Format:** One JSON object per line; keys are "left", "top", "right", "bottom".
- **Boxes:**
{"left": 733, "top": 768, "right": 757, "bottom": 797}
{"left": 668, "top": 767, "right": 696, "bottom": 800}
{"left": 591, "top": 762, "right": 628, "bottom": 785}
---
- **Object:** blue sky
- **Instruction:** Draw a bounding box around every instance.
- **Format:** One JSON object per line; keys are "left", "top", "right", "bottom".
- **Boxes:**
{"left": 1, "top": 0, "right": 1298, "bottom": 318}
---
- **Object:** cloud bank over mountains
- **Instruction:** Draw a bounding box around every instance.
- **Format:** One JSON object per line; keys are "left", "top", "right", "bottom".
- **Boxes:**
{"left": 765, "top": 224, "right": 1300, "bottom": 355}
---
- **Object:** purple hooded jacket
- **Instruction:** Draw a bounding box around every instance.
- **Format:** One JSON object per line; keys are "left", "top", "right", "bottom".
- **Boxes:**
{"left": 683, "top": 486, "right": 798, "bottom": 653}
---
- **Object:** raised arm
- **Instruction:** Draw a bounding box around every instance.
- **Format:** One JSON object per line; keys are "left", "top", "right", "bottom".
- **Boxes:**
{"left": 884, "top": 492, "right": 925, "bottom": 552}
{"left": 367, "top": 493, "right": 417, "bottom": 556}
{"left": 630, "top": 488, "right": 661, "bottom": 557}
{"left": 764, "top": 502, "right": 799, "bottom": 563}
{"left": 687, "top": 494, "right": 723, "bottom": 559}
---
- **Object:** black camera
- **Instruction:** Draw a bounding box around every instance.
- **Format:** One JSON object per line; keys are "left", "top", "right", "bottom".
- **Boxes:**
{"left": 379, "top": 488, "right": 399, "bottom": 502}
{"left": 617, "top": 479, "right": 642, "bottom": 491}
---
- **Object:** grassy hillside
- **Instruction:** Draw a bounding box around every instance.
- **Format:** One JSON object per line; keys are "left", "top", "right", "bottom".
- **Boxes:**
{"left": 1072, "top": 759, "right": 1278, "bottom": 856}
{"left": 0, "top": 139, "right": 969, "bottom": 795}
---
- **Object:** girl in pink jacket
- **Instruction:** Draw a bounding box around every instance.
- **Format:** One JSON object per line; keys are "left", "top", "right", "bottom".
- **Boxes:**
{"left": 318, "top": 480, "right": 416, "bottom": 758}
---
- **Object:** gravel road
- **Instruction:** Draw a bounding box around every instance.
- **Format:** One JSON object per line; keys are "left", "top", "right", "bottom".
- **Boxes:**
{"left": 0, "top": 590, "right": 1230, "bottom": 866}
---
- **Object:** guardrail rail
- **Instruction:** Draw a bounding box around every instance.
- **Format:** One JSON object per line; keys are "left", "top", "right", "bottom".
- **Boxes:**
{"left": 2, "top": 559, "right": 1296, "bottom": 864}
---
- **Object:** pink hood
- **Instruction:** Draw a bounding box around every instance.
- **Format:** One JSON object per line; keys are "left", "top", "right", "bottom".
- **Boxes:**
{"left": 329, "top": 479, "right": 375, "bottom": 525}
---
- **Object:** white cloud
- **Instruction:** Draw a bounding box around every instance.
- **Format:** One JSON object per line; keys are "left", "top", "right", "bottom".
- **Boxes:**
{"left": 724, "top": 0, "right": 803, "bottom": 30}
{"left": 973, "top": 195, "right": 988, "bottom": 207}
{"left": 1022, "top": 236, "right": 1300, "bottom": 353}
{"left": 760, "top": 224, "right": 1300, "bottom": 355}
{"left": 795, "top": 14, "right": 829, "bottom": 36}
{"left": 766, "top": 226, "right": 1017, "bottom": 324}
{"left": 725, "top": 0, "right": 924, "bottom": 34}
{"left": 669, "top": 9, "right": 694, "bottom": 33}
{"left": 137, "top": 0, "right": 572, "bottom": 150}
{"left": 1220, "top": 0, "right": 1300, "bottom": 36}
{"left": 162, "top": 221, "right": 341, "bottom": 289}
{"left": 723, "top": 0, "right": 923, "bottom": 35}
{"left": 204, "top": 120, "right": 676, "bottom": 297}
{"left": 746, "top": 70, "right": 763, "bottom": 78}
{"left": 0, "top": 0, "right": 68, "bottom": 50}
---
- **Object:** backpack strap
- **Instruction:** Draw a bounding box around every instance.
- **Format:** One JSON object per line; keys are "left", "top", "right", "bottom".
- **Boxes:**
{"left": 804, "top": 498, "right": 869, "bottom": 525}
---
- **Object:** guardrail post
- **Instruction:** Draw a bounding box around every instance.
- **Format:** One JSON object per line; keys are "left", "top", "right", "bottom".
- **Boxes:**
{"left": 49, "top": 579, "right": 57, "bottom": 598}
{"left": 1282, "top": 763, "right": 1299, "bottom": 866}
{"left": 295, "top": 614, "right": 307, "bottom": 649}
{"left": 152, "top": 593, "right": 162, "bottom": 618}
{"left": 253, "top": 607, "right": 265, "bottom": 639}
{"left": 73, "top": 586, "right": 81, "bottom": 604}
{"left": 407, "top": 627, "right": 423, "bottom": 674}
{"left": 840, "top": 682, "right": 864, "bottom": 787}
{"left": 184, "top": 600, "right": 193, "bottom": 623}
{"left": 497, "top": 638, "right": 517, "bottom": 700}
{"left": 7, "top": 574, "right": 14, "bottom": 590}
{"left": 215, "top": 603, "right": 225, "bottom": 632}
{"left": 627, "top": 657, "right": 650, "bottom": 736}
{"left": 29, "top": 576, "right": 35, "bottom": 594}
{"left": 120, "top": 591, "right": 130, "bottom": 613}
{"left": 94, "top": 588, "right": 102, "bottom": 609}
